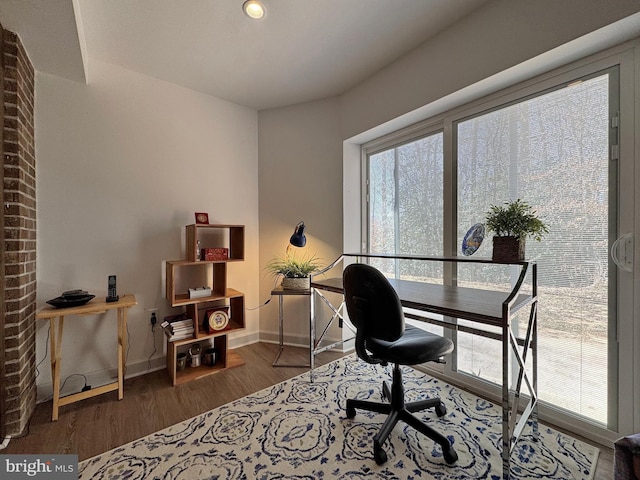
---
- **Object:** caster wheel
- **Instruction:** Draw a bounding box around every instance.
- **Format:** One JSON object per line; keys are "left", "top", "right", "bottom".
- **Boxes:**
{"left": 382, "top": 381, "right": 391, "bottom": 401}
{"left": 443, "top": 447, "right": 458, "bottom": 464}
{"left": 374, "top": 446, "right": 388, "bottom": 465}
{"left": 435, "top": 402, "right": 447, "bottom": 417}
{"left": 346, "top": 402, "right": 356, "bottom": 419}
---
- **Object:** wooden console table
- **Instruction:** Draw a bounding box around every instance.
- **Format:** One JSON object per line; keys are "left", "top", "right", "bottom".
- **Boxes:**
{"left": 310, "top": 254, "right": 538, "bottom": 480}
{"left": 36, "top": 294, "right": 137, "bottom": 421}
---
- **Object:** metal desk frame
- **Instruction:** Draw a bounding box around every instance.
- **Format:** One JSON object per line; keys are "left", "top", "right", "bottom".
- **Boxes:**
{"left": 309, "top": 253, "right": 538, "bottom": 480}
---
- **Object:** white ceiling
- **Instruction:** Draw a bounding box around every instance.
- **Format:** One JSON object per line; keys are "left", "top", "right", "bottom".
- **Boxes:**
{"left": 0, "top": 0, "right": 489, "bottom": 110}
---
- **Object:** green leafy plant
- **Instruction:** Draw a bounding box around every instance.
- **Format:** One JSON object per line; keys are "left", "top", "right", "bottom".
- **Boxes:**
{"left": 485, "top": 199, "right": 549, "bottom": 242}
{"left": 266, "top": 252, "right": 322, "bottom": 278}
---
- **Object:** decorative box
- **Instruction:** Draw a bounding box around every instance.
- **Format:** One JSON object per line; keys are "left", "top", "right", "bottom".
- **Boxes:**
{"left": 202, "top": 247, "right": 229, "bottom": 261}
{"left": 188, "top": 286, "right": 212, "bottom": 299}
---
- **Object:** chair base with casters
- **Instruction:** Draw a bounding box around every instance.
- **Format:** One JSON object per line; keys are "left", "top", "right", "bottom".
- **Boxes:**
{"left": 346, "top": 361, "right": 458, "bottom": 465}
{"left": 342, "top": 262, "right": 458, "bottom": 467}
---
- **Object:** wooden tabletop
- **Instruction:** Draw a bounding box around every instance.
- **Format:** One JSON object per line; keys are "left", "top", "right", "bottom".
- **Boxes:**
{"left": 271, "top": 287, "right": 311, "bottom": 296}
{"left": 36, "top": 294, "right": 138, "bottom": 319}
{"left": 310, "top": 278, "right": 532, "bottom": 327}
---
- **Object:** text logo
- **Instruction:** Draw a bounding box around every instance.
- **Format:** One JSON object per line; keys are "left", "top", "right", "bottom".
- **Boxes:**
{"left": 0, "top": 455, "right": 78, "bottom": 479}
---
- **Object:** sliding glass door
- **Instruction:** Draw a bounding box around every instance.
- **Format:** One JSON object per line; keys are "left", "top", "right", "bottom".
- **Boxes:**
{"left": 365, "top": 61, "right": 630, "bottom": 433}
{"left": 454, "top": 69, "right": 618, "bottom": 426}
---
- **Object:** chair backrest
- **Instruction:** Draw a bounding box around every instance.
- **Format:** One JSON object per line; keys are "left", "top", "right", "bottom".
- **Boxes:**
{"left": 343, "top": 263, "right": 405, "bottom": 346}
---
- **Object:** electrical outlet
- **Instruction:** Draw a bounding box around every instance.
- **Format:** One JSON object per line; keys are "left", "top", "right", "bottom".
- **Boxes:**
{"left": 146, "top": 307, "right": 159, "bottom": 326}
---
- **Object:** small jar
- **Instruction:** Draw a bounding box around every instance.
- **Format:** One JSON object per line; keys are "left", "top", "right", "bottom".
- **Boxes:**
{"left": 176, "top": 353, "right": 187, "bottom": 371}
{"left": 204, "top": 347, "right": 216, "bottom": 366}
{"left": 189, "top": 344, "right": 202, "bottom": 367}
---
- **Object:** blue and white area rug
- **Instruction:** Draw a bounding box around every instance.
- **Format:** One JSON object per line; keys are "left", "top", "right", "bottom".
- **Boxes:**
{"left": 79, "top": 355, "right": 599, "bottom": 479}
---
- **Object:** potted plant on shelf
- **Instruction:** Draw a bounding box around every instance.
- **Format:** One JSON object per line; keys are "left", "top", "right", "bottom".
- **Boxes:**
{"left": 266, "top": 252, "right": 323, "bottom": 290}
{"left": 485, "top": 199, "right": 549, "bottom": 262}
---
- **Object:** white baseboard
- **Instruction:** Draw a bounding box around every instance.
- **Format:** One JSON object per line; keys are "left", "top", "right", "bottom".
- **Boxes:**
{"left": 229, "top": 330, "right": 260, "bottom": 349}
{"left": 260, "top": 330, "right": 354, "bottom": 354}
{"left": 259, "top": 330, "right": 315, "bottom": 348}
{"left": 36, "top": 356, "right": 167, "bottom": 404}
{"left": 35, "top": 330, "right": 260, "bottom": 403}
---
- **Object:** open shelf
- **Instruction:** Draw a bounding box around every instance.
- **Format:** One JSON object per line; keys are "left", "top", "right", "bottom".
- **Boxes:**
{"left": 186, "top": 224, "right": 244, "bottom": 262}
{"left": 171, "top": 351, "right": 245, "bottom": 385}
{"left": 164, "top": 224, "right": 246, "bottom": 386}
{"left": 170, "top": 287, "right": 244, "bottom": 308}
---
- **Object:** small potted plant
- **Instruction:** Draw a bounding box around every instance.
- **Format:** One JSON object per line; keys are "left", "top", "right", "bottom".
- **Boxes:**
{"left": 485, "top": 199, "right": 549, "bottom": 262}
{"left": 266, "top": 252, "right": 322, "bottom": 289}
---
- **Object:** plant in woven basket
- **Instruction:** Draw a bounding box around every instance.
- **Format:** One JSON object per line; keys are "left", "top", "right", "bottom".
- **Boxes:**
{"left": 266, "top": 252, "right": 322, "bottom": 289}
{"left": 485, "top": 199, "right": 549, "bottom": 262}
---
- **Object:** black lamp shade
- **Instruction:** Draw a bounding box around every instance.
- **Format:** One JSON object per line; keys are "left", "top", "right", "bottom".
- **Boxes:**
{"left": 289, "top": 222, "right": 306, "bottom": 248}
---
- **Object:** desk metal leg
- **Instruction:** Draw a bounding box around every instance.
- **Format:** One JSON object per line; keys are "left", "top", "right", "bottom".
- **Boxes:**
{"left": 501, "top": 304, "right": 539, "bottom": 479}
{"left": 501, "top": 322, "right": 511, "bottom": 479}
{"left": 308, "top": 287, "right": 352, "bottom": 382}
{"left": 309, "top": 288, "right": 316, "bottom": 380}
{"left": 272, "top": 294, "right": 310, "bottom": 368}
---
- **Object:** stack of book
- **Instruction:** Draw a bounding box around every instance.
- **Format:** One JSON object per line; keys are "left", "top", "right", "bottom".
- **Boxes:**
{"left": 161, "top": 318, "right": 194, "bottom": 341}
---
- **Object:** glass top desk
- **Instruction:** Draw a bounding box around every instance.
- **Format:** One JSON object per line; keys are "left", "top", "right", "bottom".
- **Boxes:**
{"left": 309, "top": 253, "right": 537, "bottom": 480}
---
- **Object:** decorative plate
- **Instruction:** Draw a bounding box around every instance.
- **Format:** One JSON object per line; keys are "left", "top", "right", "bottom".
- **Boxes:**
{"left": 195, "top": 212, "right": 209, "bottom": 224}
{"left": 462, "top": 223, "right": 485, "bottom": 256}
{"left": 46, "top": 294, "right": 95, "bottom": 308}
{"left": 208, "top": 309, "right": 229, "bottom": 331}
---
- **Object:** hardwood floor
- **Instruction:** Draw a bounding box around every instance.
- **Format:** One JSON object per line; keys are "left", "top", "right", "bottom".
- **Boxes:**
{"left": 1, "top": 342, "right": 613, "bottom": 479}
{"left": 2, "top": 342, "right": 343, "bottom": 460}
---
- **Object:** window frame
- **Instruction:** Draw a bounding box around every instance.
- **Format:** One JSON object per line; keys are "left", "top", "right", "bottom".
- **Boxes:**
{"left": 359, "top": 44, "right": 636, "bottom": 446}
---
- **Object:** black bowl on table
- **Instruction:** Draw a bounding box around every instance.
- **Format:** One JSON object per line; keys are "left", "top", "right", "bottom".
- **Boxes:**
{"left": 47, "top": 290, "right": 95, "bottom": 308}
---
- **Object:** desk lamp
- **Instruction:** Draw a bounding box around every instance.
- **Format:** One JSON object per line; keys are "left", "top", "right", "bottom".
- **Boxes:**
{"left": 289, "top": 221, "right": 306, "bottom": 248}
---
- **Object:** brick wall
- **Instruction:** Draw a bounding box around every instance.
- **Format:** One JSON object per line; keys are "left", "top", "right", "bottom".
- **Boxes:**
{"left": 1, "top": 26, "right": 36, "bottom": 436}
{"left": 0, "top": 23, "right": 4, "bottom": 441}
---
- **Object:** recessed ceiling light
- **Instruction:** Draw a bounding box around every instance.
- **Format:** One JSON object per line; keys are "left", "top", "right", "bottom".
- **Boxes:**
{"left": 243, "top": 0, "right": 265, "bottom": 19}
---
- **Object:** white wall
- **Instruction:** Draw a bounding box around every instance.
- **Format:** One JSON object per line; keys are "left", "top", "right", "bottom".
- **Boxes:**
{"left": 258, "top": 98, "right": 343, "bottom": 346}
{"left": 35, "top": 58, "right": 259, "bottom": 396}
{"left": 341, "top": 0, "right": 640, "bottom": 140}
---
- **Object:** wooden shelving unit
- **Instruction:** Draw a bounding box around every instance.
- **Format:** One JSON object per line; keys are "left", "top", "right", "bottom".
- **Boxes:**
{"left": 164, "top": 224, "right": 246, "bottom": 386}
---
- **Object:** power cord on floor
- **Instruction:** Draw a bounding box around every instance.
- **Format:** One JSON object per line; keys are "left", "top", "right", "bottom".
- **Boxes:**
{"left": 41, "top": 373, "right": 89, "bottom": 403}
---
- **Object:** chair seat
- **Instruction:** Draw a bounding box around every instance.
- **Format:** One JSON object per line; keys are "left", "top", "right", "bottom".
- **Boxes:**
{"left": 367, "top": 324, "right": 454, "bottom": 365}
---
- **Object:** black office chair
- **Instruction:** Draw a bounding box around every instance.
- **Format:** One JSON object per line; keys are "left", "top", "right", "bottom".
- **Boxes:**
{"left": 343, "top": 263, "right": 458, "bottom": 465}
